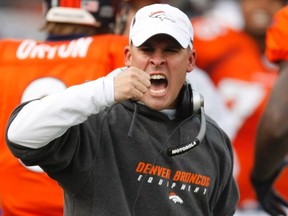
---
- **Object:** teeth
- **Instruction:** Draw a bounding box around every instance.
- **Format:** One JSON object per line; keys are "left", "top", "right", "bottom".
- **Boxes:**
{"left": 150, "top": 89, "right": 165, "bottom": 94}
{"left": 150, "top": 74, "right": 165, "bottom": 80}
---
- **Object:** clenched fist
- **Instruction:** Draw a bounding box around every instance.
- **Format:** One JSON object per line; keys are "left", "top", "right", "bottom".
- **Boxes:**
{"left": 114, "top": 67, "right": 151, "bottom": 102}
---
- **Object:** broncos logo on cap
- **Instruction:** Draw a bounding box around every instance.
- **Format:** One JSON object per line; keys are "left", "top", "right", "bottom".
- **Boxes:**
{"left": 149, "top": 11, "right": 175, "bottom": 23}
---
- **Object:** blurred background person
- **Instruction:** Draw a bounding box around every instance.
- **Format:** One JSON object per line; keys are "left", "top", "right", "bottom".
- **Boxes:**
{"left": 251, "top": 5, "right": 288, "bottom": 216}
{"left": 192, "top": 0, "right": 287, "bottom": 211}
{"left": 0, "top": 0, "right": 128, "bottom": 215}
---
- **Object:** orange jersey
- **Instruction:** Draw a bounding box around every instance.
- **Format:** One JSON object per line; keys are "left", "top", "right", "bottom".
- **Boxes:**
{"left": 191, "top": 16, "right": 288, "bottom": 208}
{"left": 266, "top": 5, "right": 288, "bottom": 62}
{"left": 0, "top": 34, "right": 128, "bottom": 216}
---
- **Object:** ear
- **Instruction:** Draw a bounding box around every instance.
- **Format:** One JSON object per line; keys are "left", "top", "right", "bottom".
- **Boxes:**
{"left": 124, "top": 46, "right": 132, "bottom": 67}
{"left": 187, "top": 49, "right": 197, "bottom": 73}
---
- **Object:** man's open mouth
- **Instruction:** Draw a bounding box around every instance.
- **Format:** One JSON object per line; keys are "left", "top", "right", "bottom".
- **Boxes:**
{"left": 150, "top": 74, "right": 168, "bottom": 94}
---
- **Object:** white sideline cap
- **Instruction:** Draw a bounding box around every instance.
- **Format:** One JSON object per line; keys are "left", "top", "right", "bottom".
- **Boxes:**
{"left": 129, "top": 4, "right": 194, "bottom": 48}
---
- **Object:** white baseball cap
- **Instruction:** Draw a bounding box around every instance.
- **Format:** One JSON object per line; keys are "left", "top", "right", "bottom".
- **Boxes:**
{"left": 129, "top": 4, "right": 194, "bottom": 48}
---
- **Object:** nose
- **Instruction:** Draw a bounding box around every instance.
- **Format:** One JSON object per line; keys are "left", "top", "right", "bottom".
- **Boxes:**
{"left": 150, "top": 50, "right": 166, "bottom": 66}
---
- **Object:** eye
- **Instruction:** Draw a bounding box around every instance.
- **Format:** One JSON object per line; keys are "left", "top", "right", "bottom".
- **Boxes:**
{"left": 165, "top": 48, "right": 179, "bottom": 53}
{"left": 165, "top": 46, "right": 181, "bottom": 53}
{"left": 140, "top": 46, "right": 154, "bottom": 53}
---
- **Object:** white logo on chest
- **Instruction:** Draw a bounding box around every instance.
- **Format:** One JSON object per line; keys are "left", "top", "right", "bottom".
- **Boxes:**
{"left": 169, "top": 192, "right": 183, "bottom": 204}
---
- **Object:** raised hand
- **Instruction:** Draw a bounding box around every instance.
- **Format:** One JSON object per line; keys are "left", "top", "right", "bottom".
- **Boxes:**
{"left": 114, "top": 67, "right": 151, "bottom": 102}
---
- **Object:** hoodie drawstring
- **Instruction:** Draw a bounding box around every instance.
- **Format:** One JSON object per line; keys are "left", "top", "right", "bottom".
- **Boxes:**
{"left": 128, "top": 102, "right": 138, "bottom": 138}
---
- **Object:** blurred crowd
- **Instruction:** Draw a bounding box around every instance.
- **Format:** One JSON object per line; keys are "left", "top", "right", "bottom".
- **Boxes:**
{"left": 1, "top": 0, "right": 288, "bottom": 215}
{"left": 0, "top": 0, "right": 217, "bottom": 40}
